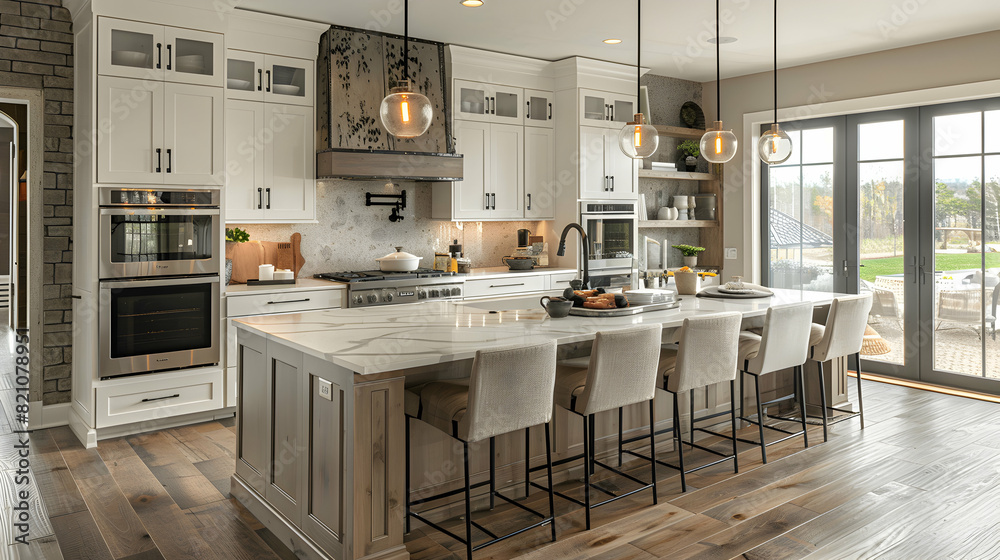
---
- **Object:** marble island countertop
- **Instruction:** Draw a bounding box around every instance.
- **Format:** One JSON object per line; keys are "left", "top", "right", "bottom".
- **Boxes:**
{"left": 233, "top": 288, "right": 841, "bottom": 375}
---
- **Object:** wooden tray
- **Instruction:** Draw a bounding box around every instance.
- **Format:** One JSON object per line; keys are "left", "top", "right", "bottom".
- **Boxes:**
{"left": 568, "top": 301, "right": 680, "bottom": 317}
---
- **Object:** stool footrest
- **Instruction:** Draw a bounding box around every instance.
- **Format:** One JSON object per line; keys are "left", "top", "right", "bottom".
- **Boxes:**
{"left": 409, "top": 478, "right": 492, "bottom": 507}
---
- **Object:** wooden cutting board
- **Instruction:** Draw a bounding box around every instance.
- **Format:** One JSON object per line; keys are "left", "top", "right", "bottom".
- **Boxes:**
{"left": 226, "top": 233, "right": 305, "bottom": 284}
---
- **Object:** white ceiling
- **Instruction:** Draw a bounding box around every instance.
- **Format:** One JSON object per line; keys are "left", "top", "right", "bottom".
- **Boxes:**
{"left": 235, "top": 0, "right": 1000, "bottom": 82}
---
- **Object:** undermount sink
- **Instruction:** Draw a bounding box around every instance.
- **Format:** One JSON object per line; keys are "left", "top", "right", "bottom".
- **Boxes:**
{"left": 461, "top": 296, "right": 543, "bottom": 312}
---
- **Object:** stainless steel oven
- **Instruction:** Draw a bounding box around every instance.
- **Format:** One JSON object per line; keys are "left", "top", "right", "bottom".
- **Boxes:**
{"left": 99, "top": 275, "right": 220, "bottom": 378}
{"left": 580, "top": 201, "right": 637, "bottom": 288}
{"left": 99, "top": 188, "right": 220, "bottom": 279}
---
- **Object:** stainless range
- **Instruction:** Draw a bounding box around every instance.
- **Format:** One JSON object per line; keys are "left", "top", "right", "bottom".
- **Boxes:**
{"left": 314, "top": 269, "right": 464, "bottom": 308}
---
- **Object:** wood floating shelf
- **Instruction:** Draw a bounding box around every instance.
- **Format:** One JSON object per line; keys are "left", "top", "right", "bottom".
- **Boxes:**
{"left": 639, "top": 220, "right": 719, "bottom": 228}
{"left": 651, "top": 124, "right": 705, "bottom": 140}
{"left": 638, "top": 169, "right": 715, "bottom": 181}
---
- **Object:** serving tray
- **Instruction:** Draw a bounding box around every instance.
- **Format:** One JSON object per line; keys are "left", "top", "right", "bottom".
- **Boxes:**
{"left": 568, "top": 300, "right": 681, "bottom": 317}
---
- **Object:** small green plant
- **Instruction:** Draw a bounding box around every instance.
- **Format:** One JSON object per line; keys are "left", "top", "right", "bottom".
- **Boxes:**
{"left": 672, "top": 244, "right": 705, "bottom": 257}
{"left": 226, "top": 227, "right": 250, "bottom": 243}
{"left": 676, "top": 140, "right": 700, "bottom": 158}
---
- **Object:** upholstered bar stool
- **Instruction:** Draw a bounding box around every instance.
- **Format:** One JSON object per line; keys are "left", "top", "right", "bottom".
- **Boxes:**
{"left": 550, "top": 324, "right": 662, "bottom": 530}
{"left": 404, "top": 340, "right": 558, "bottom": 560}
{"left": 640, "top": 312, "right": 744, "bottom": 492}
{"left": 808, "top": 293, "right": 873, "bottom": 442}
{"left": 736, "top": 301, "right": 814, "bottom": 464}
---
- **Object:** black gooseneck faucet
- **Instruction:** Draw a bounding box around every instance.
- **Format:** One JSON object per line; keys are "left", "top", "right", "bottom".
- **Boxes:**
{"left": 556, "top": 222, "right": 589, "bottom": 289}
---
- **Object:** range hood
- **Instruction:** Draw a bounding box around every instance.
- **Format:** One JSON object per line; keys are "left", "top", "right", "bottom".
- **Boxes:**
{"left": 317, "top": 148, "right": 463, "bottom": 181}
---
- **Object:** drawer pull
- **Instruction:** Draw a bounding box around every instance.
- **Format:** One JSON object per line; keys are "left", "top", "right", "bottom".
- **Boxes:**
{"left": 489, "top": 283, "right": 525, "bottom": 289}
{"left": 141, "top": 393, "right": 180, "bottom": 403}
{"left": 267, "top": 298, "right": 311, "bottom": 305}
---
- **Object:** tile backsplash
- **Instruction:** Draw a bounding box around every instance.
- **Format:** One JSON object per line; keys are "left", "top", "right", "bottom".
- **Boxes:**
{"left": 231, "top": 180, "right": 545, "bottom": 275}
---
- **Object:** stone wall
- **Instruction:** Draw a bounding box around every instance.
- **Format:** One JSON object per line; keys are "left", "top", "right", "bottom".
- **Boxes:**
{"left": 0, "top": 0, "right": 74, "bottom": 404}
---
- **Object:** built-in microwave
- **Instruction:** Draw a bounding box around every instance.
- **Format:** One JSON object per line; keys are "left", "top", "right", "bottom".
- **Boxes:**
{"left": 580, "top": 201, "right": 637, "bottom": 271}
{"left": 99, "top": 188, "right": 220, "bottom": 279}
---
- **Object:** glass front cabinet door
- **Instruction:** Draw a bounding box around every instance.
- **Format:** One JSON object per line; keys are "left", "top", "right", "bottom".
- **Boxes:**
{"left": 164, "top": 27, "right": 224, "bottom": 87}
{"left": 226, "top": 49, "right": 265, "bottom": 101}
{"left": 263, "top": 55, "right": 313, "bottom": 107}
{"left": 524, "top": 89, "right": 554, "bottom": 129}
{"left": 453, "top": 79, "right": 523, "bottom": 125}
{"left": 99, "top": 18, "right": 223, "bottom": 87}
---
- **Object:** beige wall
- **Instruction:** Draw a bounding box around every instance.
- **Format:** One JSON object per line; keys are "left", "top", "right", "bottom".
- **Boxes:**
{"left": 703, "top": 30, "right": 1000, "bottom": 280}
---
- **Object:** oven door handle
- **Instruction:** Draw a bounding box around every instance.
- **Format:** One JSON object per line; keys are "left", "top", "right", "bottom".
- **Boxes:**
{"left": 100, "top": 208, "right": 220, "bottom": 216}
{"left": 100, "top": 276, "right": 220, "bottom": 290}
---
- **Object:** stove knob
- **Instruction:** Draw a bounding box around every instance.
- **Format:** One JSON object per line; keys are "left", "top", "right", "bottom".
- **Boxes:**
{"left": 417, "top": 289, "right": 427, "bottom": 300}
{"left": 367, "top": 294, "right": 378, "bottom": 304}
{"left": 353, "top": 295, "right": 364, "bottom": 305}
{"left": 385, "top": 292, "right": 393, "bottom": 302}
{"left": 430, "top": 289, "right": 440, "bottom": 298}
{"left": 451, "top": 287, "right": 461, "bottom": 297}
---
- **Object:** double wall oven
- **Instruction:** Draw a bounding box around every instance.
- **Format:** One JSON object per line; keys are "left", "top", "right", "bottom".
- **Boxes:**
{"left": 580, "top": 201, "right": 637, "bottom": 289}
{"left": 99, "top": 188, "right": 221, "bottom": 378}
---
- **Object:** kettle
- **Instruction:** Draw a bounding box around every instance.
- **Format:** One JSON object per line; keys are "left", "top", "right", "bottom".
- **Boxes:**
{"left": 517, "top": 229, "right": 531, "bottom": 247}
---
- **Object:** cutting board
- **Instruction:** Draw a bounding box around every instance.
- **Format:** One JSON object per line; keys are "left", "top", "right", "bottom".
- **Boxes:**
{"left": 226, "top": 233, "right": 305, "bottom": 284}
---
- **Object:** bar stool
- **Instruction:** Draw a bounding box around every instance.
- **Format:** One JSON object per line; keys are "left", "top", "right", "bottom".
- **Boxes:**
{"left": 550, "top": 324, "right": 662, "bottom": 530}
{"left": 736, "top": 301, "right": 814, "bottom": 464}
{"left": 404, "top": 340, "right": 558, "bottom": 560}
{"left": 639, "top": 312, "right": 744, "bottom": 492}
{"left": 809, "top": 293, "right": 873, "bottom": 442}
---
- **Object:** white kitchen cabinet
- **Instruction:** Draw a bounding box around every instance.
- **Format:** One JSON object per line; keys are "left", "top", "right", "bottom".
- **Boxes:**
{"left": 579, "top": 88, "right": 637, "bottom": 129}
{"left": 489, "top": 123, "right": 524, "bottom": 219}
{"left": 524, "top": 126, "right": 555, "bottom": 219}
{"left": 225, "top": 100, "right": 265, "bottom": 221}
{"left": 579, "top": 125, "right": 636, "bottom": 200}
{"left": 524, "top": 89, "right": 554, "bottom": 128}
{"left": 98, "top": 17, "right": 223, "bottom": 87}
{"left": 453, "top": 79, "right": 523, "bottom": 125}
{"left": 225, "top": 49, "right": 265, "bottom": 102}
{"left": 446, "top": 120, "right": 522, "bottom": 220}
{"left": 97, "top": 76, "right": 223, "bottom": 185}
{"left": 226, "top": 50, "right": 314, "bottom": 108}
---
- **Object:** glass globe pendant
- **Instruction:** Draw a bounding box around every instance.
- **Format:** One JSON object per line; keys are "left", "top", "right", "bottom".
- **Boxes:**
{"left": 379, "top": 0, "right": 432, "bottom": 138}
{"left": 699, "top": 0, "right": 737, "bottom": 164}
{"left": 379, "top": 79, "right": 432, "bottom": 138}
{"left": 757, "top": 123, "right": 793, "bottom": 164}
{"left": 619, "top": 113, "right": 659, "bottom": 159}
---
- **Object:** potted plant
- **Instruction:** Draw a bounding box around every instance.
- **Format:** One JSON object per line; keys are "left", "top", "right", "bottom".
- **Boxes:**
{"left": 677, "top": 140, "right": 700, "bottom": 172}
{"left": 672, "top": 244, "right": 705, "bottom": 267}
{"left": 225, "top": 227, "right": 251, "bottom": 285}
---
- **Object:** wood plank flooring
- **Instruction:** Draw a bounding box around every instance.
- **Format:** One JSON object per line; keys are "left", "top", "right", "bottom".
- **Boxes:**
{"left": 0, "top": 374, "right": 996, "bottom": 559}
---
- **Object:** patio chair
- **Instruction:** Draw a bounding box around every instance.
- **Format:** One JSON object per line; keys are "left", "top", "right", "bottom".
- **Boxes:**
{"left": 936, "top": 288, "right": 984, "bottom": 339}
{"left": 869, "top": 286, "right": 903, "bottom": 331}
{"left": 989, "top": 283, "right": 999, "bottom": 341}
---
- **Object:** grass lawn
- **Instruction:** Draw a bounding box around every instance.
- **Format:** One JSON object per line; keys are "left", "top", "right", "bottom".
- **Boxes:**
{"left": 860, "top": 252, "right": 1000, "bottom": 282}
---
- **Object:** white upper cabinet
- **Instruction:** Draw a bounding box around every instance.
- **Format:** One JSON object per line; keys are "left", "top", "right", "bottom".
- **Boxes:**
{"left": 579, "top": 125, "right": 636, "bottom": 200}
{"left": 225, "top": 100, "right": 265, "bottom": 221}
{"left": 264, "top": 54, "right": 314, "bottom": 107}
{"left": 524, "top": 89, "right": 554, "bottom": 129}
{"left": 263, "top": 104, "right": 315, "bottom": 221}
{"left": 579, "top": 88, "right": 637, "bottom": 129}
{"left": 99, "top": 17, "right": 223, "bottom": 87}
{"left": 489, "top": 123, "right": 524, "bottom": 219}
{"left": 524, "top": 126, "right": 555, "bottom": 219}
{"left": 225, "top": 49, "right": 264, "bottom": 102}
{"left": 446, "top": 120, "right": 523, "bottom": 220}
{"left": 451, "top": 120, "right": 491, "bottom": 220}
{"left": 162, "top": 83, "right": 224, "bottom": 185}
{"left": 453, "top": 79, "right": 523, "bottom": 125}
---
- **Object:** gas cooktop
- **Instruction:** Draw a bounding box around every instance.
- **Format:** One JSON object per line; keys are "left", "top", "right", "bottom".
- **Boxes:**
{"left": 314, "top": 269, "right": 464, "bottom": 307}
{"left": 314, "top": 269, "right": 457, "bottom": 283}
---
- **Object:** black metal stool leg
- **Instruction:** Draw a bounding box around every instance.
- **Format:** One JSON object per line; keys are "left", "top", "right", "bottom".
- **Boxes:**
{"left": 405, "top": 415, "right": 411, "bottom": 533}
{"left": 796, "top": 366, "right": 809, "bottom": 448}
{"left": 582, "top": 414, "right": 592, "bottom": 530}
{"left": 618, "top": 407, "right": 624, "bottom": 467}
{"left": 524, "top": 427, "right": 530, "bottom": 497}
{"left": 589, "top": 414, "right": 596, "bottom": 476}
{"left": 673, "top": 392, "right": 686, "bottom": 492}
{"left": 739, "top": 370, "right": 746, "bottom": 425}
{"left": 754, "top": 375, "right": 767, "bottom": 464}
{"left": 544, "top": 424, "right": 556, "bottom": 542}
{"left": 856, "top": 353, "right": 865, "bottom": 429}
{"left": 689, "top": 390, "right": 696, "bottom": 446}
{"left": 463, "top": 441, "right": 474, "bottom": 560}
{"left": 729, "top": 380, "right": 739, "bottom": 473}
{"left": 817, "top": 360, "right": 829, "bottom": 442}
{"left": 489, "top": 436, "right": 496, "bottom": 510}
{"left": 648, "top": 399, "right": 658, "bottom": 504}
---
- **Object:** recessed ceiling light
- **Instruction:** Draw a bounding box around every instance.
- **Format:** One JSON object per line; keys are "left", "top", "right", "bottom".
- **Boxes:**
{"left": 603, "top": 38, "right": 622, "bottom": 44}
{"left": 708, "top": 36, "right": 738, "bottom": 44}
{"left": 459, "top": 0, "right": 484, "bottom": 7}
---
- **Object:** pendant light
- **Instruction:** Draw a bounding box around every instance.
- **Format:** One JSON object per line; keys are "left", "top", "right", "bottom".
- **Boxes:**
{"left": 618, "top": 0, "right": 658, "bottom": 159}
{"left": 757, "top": 0, "right": 792, "bottom": 164}
{"left": 379, "top": 0, "right": 432, "bottom": 138}
{"left": 699, "top": 0, "right": 737, "bottom": 164}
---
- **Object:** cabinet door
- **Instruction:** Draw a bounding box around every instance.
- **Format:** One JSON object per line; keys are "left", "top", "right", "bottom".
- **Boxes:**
{"left": 266, "top": 342, "right": 305, "bottom": 525}
{"left": 452, "top": 119, "right": 490, "bottom": 219}
{"left": 609, "top": 94, "right": 638, "bottom": 129}
{"left": 453, "top": 79, "right": 491, "bottom": 123}
{"left": 163, "top": 83, "right": 224, "bottom": 185}
{"left": 226, "top": 100, "right": 266, "bottom": 221}
{"left": 164, "top": 26, "right": 224, "bottom": 87}
{"left": 226, "top": 49, "right": 265, "bottom": 101}
{"left": 579, "top": 125, "right": 609, "bottom": 199}
{"left": 97, "top": 76, "right": 164, "bottom": 184}
{"left": 236, "top": 329, "right": 269, "bottom": 493}
{"left": 606, "top": 129, "right": 638, "bottom": 200}
{"left": 491, "top": 84, "right": 523, "bottom": 126}
{"left": 524, "top": 126, "right": 555, "bottom": 219}
{"left": 490, "top": 124, "right": 523, "bottom": 219}
{"left": 264, "top": 54, "right": 314, "bottom": 107}
{"left": 263, "top": 104, "right": 315, "bottom": 221}
{"left": 524, "top": 89, "right": 554, "bottom": 129}
{"left": 98, "top": 17, "right": 164, "bottom": 81}
{"left": 580, "top": 88, "right": 611, "bottom": 127}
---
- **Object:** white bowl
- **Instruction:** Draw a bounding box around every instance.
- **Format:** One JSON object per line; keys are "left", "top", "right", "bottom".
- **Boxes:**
{"left": 111, "top": 50, "right": 148, "bottom": 67}
{"left": 175, "top": 54, "right": 205, "bottom": 73}
{"left": 272, "top": 84, "right": 301, "bottom": 96}
{"left": 227, "top": 78, "right": 252, "bottom": 90}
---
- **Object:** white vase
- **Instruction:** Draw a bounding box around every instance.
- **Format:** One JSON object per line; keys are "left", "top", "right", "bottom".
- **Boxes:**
{"left": 683, "top": 256, "right": 698, "bottom": 267}
{"left": 657, "top": 206, "right": 671, "bottom": 220}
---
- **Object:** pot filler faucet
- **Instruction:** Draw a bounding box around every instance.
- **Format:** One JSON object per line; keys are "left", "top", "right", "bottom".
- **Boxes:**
{"left": 556, "top": 222, "right": 590, "bottom": 289}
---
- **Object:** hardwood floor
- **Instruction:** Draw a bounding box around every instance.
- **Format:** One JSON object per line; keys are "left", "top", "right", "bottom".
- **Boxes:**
{"left": 4, "top": 376, "right": 998, "bottom": 559}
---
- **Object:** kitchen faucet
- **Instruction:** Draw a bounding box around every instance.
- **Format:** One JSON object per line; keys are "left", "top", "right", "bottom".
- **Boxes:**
{"left": 556, "top": 222, "right": 589, "bottom": 289}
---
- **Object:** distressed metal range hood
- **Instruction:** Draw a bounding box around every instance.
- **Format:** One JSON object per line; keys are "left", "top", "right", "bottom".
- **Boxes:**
{"left": 317, "top": 26, "right": 463, "bottom": 182}
{"left": 317, "top": 148, "right": 463, "bottom": 181}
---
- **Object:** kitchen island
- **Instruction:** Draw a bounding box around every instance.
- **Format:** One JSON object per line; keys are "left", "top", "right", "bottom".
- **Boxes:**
{"left": 230, "top": 289, "right": 851, "bottom": 560}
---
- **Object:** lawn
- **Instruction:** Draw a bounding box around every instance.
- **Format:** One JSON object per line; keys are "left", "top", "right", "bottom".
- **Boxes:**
{"left": 860, "top": 252, "right": 1000, "bottom": 282}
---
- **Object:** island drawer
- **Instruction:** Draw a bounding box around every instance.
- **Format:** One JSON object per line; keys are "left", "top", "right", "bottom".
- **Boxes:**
{"left": 464, "top": 275, "right": 547, "bottom": 298}
{"left": 226, "top": 288, "right": 343, "bottom": 317}
{"left": 547, "top": 272, "right": 578, "bottom": 290}
{"left": 96, "top": 367, "right": 224, "bottom": 428}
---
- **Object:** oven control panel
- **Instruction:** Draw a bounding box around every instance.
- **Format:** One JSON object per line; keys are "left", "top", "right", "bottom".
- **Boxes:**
{"left": 349, "top": 283, "right": 463, "bottom": 308}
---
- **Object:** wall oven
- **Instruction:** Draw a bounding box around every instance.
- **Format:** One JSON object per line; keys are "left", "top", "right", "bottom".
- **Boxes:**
{"left": 580, "top": 201, "right": 637, "bottom": 289}
{"left": 99, "top": 275, "right": 220, "bottom": 378}
{"left": 99, "top": 188, "right": 220, "bottom": 279}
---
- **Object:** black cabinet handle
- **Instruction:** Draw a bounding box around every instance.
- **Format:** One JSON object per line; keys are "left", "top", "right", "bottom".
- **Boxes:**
{"left": 257, "top": 69, "right": 262, "bottom": 91}
{"left": 527, "top": 193, "right": 531, "bottom": 210}
{"left": 485, "top": 192, "right": 489, "bottom": 210}
{"left": 155, "top": 148, "right": 161, "bottom": 173}
{"left": 165, "top": 148, "right": 172, "bottom": 173}
{"left": 266, "top": 70, "right": 271, "bottom": 92}
{"left": 610, "top": 176, "right": 614, "bottom": 191}
{"left": 606, "top": 104, "right": 610, "bottom": 120}
{"left": 142, "top": 393, "right": 180, "bottom": 403}
{"left": 265, "top": 187, "right": 271, "bottom": 209}
{"left": 267, "top": 298, "right": 311, "bottom": 305}
{"left": 166, "top": 44, "right": 172, "bottom": 70}
{"left": 526, "top": 100, "right": 530, "bottom": 117}
{"left": 548, "top": 102, "right": 552, "bottom": 120}
{"left": 155, "top": 43, "right": 161, "bottom": 69}
{"left": 610, "top": 105, "right": 615, "bottom": 121}
{"left": 490, "top": 283, "right": 525, "bottom": 289}
{"left": 491, "top": 193, "right": 496, "bottom": 209}
{"left": 257, "top": 187, "right": 263, "bottom": 209}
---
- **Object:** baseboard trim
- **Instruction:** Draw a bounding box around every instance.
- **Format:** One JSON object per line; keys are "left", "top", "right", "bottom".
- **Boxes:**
{"left": 68, "top": 405, "right": 97, "bottom": 448}
{"left": 27, "top": 402, "right": 71, "bottom": 429}
{"left": 94, "top": 408, "right": 236, "bottom": 442}
{"left": 852, "top": 371, "right": 1000, "bottom": 404}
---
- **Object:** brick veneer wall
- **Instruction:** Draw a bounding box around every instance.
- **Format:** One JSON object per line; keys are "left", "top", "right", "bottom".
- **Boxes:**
{"left": 0, "top": 0, "right": 74, "bottom": 404}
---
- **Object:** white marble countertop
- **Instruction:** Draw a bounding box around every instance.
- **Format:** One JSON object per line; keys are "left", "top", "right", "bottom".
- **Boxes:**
{"left": 233, "top": 288, "right": 841, "bottom": 375}
{"left": 225, "top": 277, "right": 345, "bottom": 297}
{"left": 464, "top": 267, "right": 578, "bottom": 279}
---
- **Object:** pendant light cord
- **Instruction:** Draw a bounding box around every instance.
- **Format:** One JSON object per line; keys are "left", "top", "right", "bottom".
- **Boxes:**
{"left": 773, "top": 0, "right": 778, "bottom": 126}
{"left": 404, "top": 0, "right": 410, "bottom": 81}
{"left": 715, "top": 0, "right": 720, "bottom": 128}
{"left": 636, "top": 0, "right": 641, "bottom": 100}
